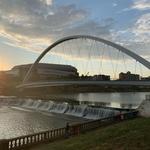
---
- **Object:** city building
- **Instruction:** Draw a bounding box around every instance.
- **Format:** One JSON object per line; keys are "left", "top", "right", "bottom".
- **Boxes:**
{"left": 119, "top": 71, "right": 140, "bottom": 81}
{"left": 141, "top": 76, "right": 150, "bottom": 81}
{"left": 5, "top": 63, "right": 79, "bottom": 81}
{"left": 92, "top": 74, "right": 110, "bottom": 81}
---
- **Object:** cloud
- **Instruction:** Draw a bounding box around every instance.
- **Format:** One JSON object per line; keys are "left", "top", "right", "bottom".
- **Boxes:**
{"left": 0, "top": 0, "right": 115, "bottom": 54}
{"left": 0, "top": 0, "right": 149, "bottom": 65}
{"left": 131, "top": 0, "right": 150, "bottom": 10}
{"left": 130, "top": 13, "right": 150, "bottom": 60}
{"left": 62, "top": 18, "right": 114, "bottom": 38}
{"left": 132, "top": 13, "right": 150, "bottom": 42}
{"left": 41, "top": 0, "right": 53, "bottom": 6}
{"left": 0, "top": 0, "right": 89, "bottom": 51}
{"left": 112, "top": 13, "right": 150, "bottom": 61}
{"left": 119, "top": 0, "right": 150, "bottom": 13}
{"left": 112, "top": 3, "right": 117, "bottom": 7}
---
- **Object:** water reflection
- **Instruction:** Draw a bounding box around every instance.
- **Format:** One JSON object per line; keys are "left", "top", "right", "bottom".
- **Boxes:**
{"left": 78, "top": 101, "right": 138, "bottom": 109}
{"left": 79, "top": 101, "right": 111, "bottom": 107}
{"left": 0, "top": 106, "right": 86, "bottom": 139}
{"left": 52, "top": 92, "right": 149, "bottom": 109}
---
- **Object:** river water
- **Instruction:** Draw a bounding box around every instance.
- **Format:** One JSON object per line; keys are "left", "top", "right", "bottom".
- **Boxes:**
{"left": 52, "top": 92, "right": 150, "bottom": 109}
{"left": 0, "top": 92, "right": 149, "bottom": 139}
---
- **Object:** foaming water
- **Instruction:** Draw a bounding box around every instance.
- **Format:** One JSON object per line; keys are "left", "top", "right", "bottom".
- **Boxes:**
{"left": 65, "top": 104, "right": 88, "bottom": 117}
{"left": 11, "top": 98, "right": 119, "bottom": 119}
{"left": 84, "top": 107, "right": 118, "bottom": 120}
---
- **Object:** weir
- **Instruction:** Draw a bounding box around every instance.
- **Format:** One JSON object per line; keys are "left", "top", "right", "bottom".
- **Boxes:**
{"left": 38, "top": 101, "right": 53, "bottom": 111}
{"left": 84, "top": 107, "right": 118, "bottom": 120}
{"left": 0, "top": 98, "right": 120, "bottom": 120}
{"left": 65, "top": 104, "right": 88, "bottom": 117}
{"left": 50, "top": 102, "right": 68, "bottom": 113}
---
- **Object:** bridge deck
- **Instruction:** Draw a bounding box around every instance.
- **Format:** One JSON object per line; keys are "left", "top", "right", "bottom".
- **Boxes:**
{"left": 17, "top": 80, "right": 150, "bottom": 88}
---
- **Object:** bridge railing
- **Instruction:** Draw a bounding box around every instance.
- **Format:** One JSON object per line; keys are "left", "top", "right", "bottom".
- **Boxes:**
{"left": 8, "top": 128, "right": 66, "bottom": 150}
{"left": 0, "top": 111, "right": 138, "bottom": 150}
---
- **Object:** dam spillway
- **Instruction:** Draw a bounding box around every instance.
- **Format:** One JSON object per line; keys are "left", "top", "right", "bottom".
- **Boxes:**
{"left": 0, "top": 97, "right": 120, "bottom": 120}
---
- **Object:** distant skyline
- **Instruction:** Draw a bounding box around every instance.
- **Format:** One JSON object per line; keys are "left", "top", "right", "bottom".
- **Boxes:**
{"left": 0, "top": 0, "right": 149, "bottom": 76}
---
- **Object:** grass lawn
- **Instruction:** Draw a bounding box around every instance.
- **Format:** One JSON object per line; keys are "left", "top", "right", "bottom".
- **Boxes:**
{"left": 30, "top": 117, "right": 150, "bottom": 150}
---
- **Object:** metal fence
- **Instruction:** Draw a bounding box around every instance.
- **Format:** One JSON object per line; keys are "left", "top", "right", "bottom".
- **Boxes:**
{"left": 0, "top": 111, "right": 138, "bottom": 150}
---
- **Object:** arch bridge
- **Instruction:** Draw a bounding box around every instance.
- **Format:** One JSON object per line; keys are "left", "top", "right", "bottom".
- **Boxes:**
{"left": 18, "top": 35, "right": 150, "bottom": 89}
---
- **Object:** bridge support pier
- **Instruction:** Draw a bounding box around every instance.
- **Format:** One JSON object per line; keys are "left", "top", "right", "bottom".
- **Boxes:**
{"left": 0, "top": 140, "right": 9, "bottom": 150}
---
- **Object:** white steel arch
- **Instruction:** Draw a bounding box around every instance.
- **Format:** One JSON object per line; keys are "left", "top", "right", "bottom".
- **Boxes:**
{"left": 23, "top": 35, "right": 150, "bottom": 83}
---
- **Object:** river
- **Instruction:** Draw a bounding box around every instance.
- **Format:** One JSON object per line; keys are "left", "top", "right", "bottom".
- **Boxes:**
{"left": 50, "top": 92, "right": 150, "bottom": 109}
{"left": 0, "top": 92, "right": 149, "bottom": 139}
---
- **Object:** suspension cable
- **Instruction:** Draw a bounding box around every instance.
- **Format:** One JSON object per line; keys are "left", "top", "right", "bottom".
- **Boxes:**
{"left": 114, "top": 50, "right": 121, "bottom": 80}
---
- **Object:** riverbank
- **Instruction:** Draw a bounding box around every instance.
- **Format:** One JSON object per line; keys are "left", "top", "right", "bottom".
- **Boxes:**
{"left": 30, "top": 117, "right": 150, "bottom": 150}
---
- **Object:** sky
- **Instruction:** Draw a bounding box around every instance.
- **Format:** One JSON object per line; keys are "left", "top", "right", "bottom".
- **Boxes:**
{"left": 0, "top": 0, "right": 149, "bottom": 76}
